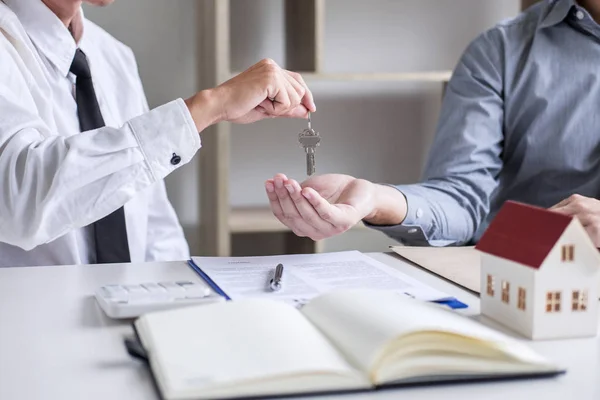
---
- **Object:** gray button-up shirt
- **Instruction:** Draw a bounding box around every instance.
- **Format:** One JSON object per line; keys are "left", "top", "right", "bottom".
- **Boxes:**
{"left": 368, "top": 0, "right": 600, "bottom": 246}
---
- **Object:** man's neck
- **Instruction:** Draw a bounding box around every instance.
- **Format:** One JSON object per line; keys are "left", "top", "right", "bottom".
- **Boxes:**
{"left": 41, "top": 0, "right": 83, "bottom": 42}
{"left": 578, "top": 0, "right": 600, "bottom": 23}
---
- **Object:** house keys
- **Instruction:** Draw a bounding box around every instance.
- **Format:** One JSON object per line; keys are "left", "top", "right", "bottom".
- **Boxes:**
{"left": 298, "top": 112, "right": 321, "bottom": 176}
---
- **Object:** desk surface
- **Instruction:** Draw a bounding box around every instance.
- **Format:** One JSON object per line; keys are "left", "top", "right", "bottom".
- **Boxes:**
{"left": 0, "top": 253, "right": 598, "bottom": 400}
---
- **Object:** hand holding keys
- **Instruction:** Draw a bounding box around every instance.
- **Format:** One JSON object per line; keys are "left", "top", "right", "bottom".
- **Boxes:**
{"left": 298, "top": 112, "right": 321, "bottom": 176}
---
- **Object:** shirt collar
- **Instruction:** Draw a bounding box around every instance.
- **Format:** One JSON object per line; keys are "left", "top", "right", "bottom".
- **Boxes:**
{"left": 538, "top": 0, "right": 577, "bottom": 29}
{"left": 3, "top": 0, "right": 81, "bottom": 77}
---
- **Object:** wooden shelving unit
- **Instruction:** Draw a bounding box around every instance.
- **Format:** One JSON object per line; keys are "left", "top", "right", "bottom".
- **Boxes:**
{"left": 230, "top": 71, "right": 453, "bottom": 82}
{"left": 196, "top": 0, "right": 534, "bottom": 257}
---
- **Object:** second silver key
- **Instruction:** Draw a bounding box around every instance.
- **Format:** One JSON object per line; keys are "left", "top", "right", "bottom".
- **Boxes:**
{"left": 299, "top": 129, "right": 321, "bottom": 176}
{"left": 298, "top": 112, "right": 321, "bottom": 176}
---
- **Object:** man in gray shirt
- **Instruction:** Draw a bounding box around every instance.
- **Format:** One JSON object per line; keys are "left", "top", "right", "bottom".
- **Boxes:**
{"left": 265, "top": 0, "right": 600, "bottom": 247}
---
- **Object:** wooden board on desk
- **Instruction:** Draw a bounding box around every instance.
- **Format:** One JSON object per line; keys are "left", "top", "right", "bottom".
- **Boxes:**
{"left": 390, "top": 246, "right": 481, "bottom": 294}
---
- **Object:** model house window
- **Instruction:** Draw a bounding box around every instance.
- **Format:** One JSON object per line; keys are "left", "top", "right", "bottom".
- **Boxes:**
{"left": 501, "top": 281, "right": 510, "bottom": 303}
{"left": 517, "top": 287, "right": 526, "bottom": 311}
{"left": 546, "top": 291, "right": 561, "bottom": 313}
{"left": 561, "top": 245, "right": 574, "bottom": 262}
{"left": 486, "top": 274, "right": 495, "bottom": 297}
{"left": 572, "top": 290, "right": 588, "bottom": 311}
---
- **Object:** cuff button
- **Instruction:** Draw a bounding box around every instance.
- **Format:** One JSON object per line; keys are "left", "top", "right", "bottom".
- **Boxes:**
{"left": 170, "top": 153, "right": 182, "bottom": 165}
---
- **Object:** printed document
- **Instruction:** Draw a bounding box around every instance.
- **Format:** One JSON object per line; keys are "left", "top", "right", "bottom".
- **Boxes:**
{"left": 191, "top": 251, "right": 452, "bottom": 307}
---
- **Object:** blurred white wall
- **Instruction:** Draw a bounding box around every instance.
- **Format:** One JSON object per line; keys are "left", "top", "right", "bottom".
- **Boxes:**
{"left": 83, "top": 0, "right": 521, "bottom": 255}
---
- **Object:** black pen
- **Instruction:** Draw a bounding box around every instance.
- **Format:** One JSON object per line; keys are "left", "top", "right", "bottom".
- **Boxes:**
{"left": 269, "top": 263, "right": 284, "bottom": 292}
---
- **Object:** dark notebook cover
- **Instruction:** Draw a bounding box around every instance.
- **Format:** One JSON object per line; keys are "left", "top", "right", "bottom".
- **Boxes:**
{"left": 125, "top": 324, "right": 566, "bottom": 400}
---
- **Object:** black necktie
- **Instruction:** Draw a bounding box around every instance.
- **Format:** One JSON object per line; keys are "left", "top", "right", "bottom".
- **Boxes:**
{"left": 70, "top": 49, "right": 131, "bottom": 263}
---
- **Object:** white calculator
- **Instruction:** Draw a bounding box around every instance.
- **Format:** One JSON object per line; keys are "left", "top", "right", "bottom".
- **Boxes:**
{"left": 95, "top": 280, "right": 225, "bottom": 319}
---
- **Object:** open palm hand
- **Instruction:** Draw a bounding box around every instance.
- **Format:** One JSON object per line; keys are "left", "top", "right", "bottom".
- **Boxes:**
{"left": 265, "top": 173, "right": 376, "bottom": 241}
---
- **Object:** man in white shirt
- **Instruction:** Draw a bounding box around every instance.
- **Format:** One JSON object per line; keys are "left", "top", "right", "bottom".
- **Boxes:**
{"left": 0, "top": 0, "right": 315, "bottom": 267}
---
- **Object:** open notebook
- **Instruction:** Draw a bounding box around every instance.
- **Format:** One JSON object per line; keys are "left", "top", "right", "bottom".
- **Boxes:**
{"left": 131, "top": 289, "right": 564, "bottom": 400}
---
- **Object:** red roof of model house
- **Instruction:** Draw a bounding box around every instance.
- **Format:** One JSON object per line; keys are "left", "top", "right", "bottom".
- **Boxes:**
{"left": 475, "top": 200, "right": 573, "bottom": 269}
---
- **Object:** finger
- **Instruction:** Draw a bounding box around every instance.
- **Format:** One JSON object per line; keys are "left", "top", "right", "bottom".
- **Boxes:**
{"left": 549, "top": 199, "right": 569, "bottom": 209}
{"left": 258, "top": 87, "right": 293, "bottom": 116}
{"left": 550, "top": 194, "right": 588, "bottom": 211}
{"left": 265, "top": 179, "right": 286, "bottom": 222}
{"left": 553, "top": 205, "right": 595, "bottom": 226}
{"left": 257, "top": 99, "right": 277, "bottom": 114}
{"left": 284, "top": 71, "right": 306, "bottom": 104}
{"left": 273, "top": 174, "right": 301, "bottom": 222}
{"left": 278, "top": 105, "right": 309, "bottom": 119}
{"left": 282, "top": 181, "right": 328, "bottom": 240}
{"left": 279, "top": 76, "right": 301, "bottom": 113}
{"left": 265, "top": 76, "right": 295, "bottom": 116}
{"left": 550, "top": 194, "right": 577, "bottom": 210}
{"left": 554, "top": 196, "right": 594, "bottom": 217}
{"left": 258, "top": 89, "right": 307, "bottom": 119}
{"left": 286, "top": 71, "right": 316, "bottom": 112}
{"left": 274, "top": 175, "right": 318, "bottom": 237}
{"left": 268, "top": 177, "right": 309, "bottom": 237}
{"left": 287, "top": 180, "right": 335, "bottom": 232}
{"left": 580, "top": 214, "right": 599, "bottom": 228}
{"left": 551, "top": 202, "right": 578, "bottom": 216}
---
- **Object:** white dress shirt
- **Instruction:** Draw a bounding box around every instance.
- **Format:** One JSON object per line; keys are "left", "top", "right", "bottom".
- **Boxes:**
{"left": 0, "top": 0, "right": 201, "bottom": 267}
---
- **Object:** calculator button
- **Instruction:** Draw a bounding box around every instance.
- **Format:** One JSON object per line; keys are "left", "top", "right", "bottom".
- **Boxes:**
{"left": 184, "top": 289, "right": 210, "bottom": 299}
{"left": 177, "top": 282, "right": 210, "bottom": 299}
{"left": 100, "top": 285, "right": 128, "bottom": 303}
{"left": 159, "top": 282, "right": 187, "bottom": 300}
{"left": 141, "top": 283, "right": 170, "bottom": 301}
{"left": 122, "top": 284, "right": 151, "bottom": 302}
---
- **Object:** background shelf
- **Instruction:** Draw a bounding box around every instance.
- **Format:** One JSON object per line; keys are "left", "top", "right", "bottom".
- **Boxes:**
{"left": 229, "top": 71, "right": 453, "bottom": 82}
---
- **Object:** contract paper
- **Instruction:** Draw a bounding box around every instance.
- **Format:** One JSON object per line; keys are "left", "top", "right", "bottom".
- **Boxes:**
{"left": 191, "top": 251, "right": 452, "bottom": 307}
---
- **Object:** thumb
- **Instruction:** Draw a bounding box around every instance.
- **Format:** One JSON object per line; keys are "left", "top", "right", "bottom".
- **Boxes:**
{"left": 260, "top": 104, "right": 307, "bottom": 119}
{"left": 282, "top": 105, "right": 309, "bottom": 119}
{"left": 550, "top": 197, "right": 571, "bottom": 210}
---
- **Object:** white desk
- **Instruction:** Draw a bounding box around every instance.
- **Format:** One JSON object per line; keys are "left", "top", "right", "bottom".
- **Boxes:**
{"left": 0, "top": 253, "right": 598, "bottom": 400}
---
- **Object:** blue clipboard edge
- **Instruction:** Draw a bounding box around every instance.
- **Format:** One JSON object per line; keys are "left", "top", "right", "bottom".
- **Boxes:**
{"left": 187, "top": 259, "right": 468, "bottom": 309}
{"left": 433, "top": 298, "right": 469, "bottom": 309}
{"left": 187, "top": 259, "right": 231, "bottom": 300}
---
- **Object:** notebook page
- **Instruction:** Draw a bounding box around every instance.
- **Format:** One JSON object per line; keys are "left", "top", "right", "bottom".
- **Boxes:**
{"left": 136, "top": 299, "right": 366, "bottom": 399}
{"left": 301, "top": 289, "right": 554, "bottom": 376}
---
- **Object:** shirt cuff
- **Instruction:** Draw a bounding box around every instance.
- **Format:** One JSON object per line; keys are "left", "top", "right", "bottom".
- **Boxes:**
{"left": 363, "top": 184, "right": 452, "bottom": 246}
{"left": 128, "top": 98, "right": 201, "bottom": 181}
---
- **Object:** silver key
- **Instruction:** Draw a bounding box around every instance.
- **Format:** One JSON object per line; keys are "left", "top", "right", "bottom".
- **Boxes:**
{"left": 298, "top": 112, "right": 321, "bottom": 176}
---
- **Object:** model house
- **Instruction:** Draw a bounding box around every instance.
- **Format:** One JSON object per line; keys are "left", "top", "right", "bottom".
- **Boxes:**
{"left": 475, "top": 200, "right": 600, "bottom": 340}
